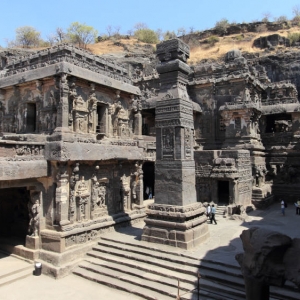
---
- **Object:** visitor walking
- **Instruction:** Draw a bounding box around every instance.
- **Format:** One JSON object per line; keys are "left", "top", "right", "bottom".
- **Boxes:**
{"left": 206, "top": 204, "right": 211, "bottom": 219}
{"left": 295, "top": 200, "right": 300, "bottom": 215}
{"left": 210, "top": 204, "right": 217, "bottom": 224}
{"left": 281, "top": 199, "right": 286, "bottom": 216}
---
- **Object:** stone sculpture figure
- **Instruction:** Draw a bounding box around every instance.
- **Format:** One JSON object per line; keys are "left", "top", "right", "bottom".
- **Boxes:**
{"left": 236, "top": 227, "right": 300, "bottom": 300}
{"left": 76, "top": 176, "right": 90, "bottom": 221}
{"left": 120, "top": 175, "right": 130, "bottom": 211}
{"left": 28, "top": 197, "right": 40, "bottom": 237}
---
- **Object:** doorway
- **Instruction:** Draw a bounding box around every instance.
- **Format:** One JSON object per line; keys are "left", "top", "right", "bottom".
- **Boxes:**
{"left": 96, "top": 104, "right": 106, "bottom": 135}
{"left": 143, "top": 162, "right": 155, "bottom": 200}
{"left": 218, "top": 180, "right": 230, "bottom": 205}
{"left": 0, "top": 187, "right": 30, "bottom": 247}
{"left": 26, "top": 103, "right": 36, "bottom": 133}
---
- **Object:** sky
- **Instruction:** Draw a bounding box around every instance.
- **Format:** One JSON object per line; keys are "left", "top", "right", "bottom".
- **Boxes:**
{"left": 1, "top": 0, "right": 300, "bottom": 46}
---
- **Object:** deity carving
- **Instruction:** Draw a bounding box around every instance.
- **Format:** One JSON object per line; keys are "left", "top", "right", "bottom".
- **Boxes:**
{"left": 76, "top": 176, "right": 90, "bottom": 221}
{"left": 91, "top": 167, "right": 108, "bottom": 219}
{"left": 73, "top": 95, "right": 88, "bottom": 133}
{"left": 162, "top": 127, "right": 174, "bottom": 159}
{"left": 28, "top": 192, "right": 40, "bottom": 237}
{"left": 69, "top": 163, "right": 80, "bottom": 222}
{"left": 120, "top": 174, "right": 130, "bottom": 211}
{"left": 131, "top": 162, "right": 143, "bottom": 205}
{"left": 253, "top": 166, "right": 266, "bottom": 188}
{"left": 88, "top": 84, "right": 98, "bottom": 133}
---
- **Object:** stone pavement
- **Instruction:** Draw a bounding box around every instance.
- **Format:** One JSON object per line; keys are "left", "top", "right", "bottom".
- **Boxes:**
{"left": 0, "top": 201, "right": 299, "bottom": 300}
{"left": 0, "top": 265, "right": 142, "bottom": 300}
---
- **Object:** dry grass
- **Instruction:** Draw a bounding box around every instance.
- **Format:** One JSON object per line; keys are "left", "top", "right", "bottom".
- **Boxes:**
{"left": 88, "top": 38, "right": 155, "bottom": 55}
{"left": 24, "top": 26, "right": 300, "bottom": 65}
{"left": 188, "top": 26, "right": 300, "bottom": 64}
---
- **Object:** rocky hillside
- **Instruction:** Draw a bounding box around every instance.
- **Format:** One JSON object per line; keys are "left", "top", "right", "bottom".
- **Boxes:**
{"left": 2, "top": 21, "right": 300, "bottom": 92}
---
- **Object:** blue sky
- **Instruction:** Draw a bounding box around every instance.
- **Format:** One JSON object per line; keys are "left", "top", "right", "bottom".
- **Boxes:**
{"left": 1, "top": 0, "right": 300, "bottom": 46}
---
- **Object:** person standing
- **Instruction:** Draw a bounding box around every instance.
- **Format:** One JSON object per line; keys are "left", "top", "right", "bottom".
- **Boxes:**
{"left": 281, "top": 199, "right": 285, "bottom": 216}
{"left": 206, "top": 204, "right": 211, "bottom": 219}
{"left": 210, "top": 204, "right": 217, "bottom": 224}
{"left": 296, "top": 200, "right": 300, "bottom": 215}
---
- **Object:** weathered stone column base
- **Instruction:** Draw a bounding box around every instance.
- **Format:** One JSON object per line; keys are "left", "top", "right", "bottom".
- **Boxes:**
{"left": 252, "top": 184, "right": 274, "bottom": 208}
{"left": 25, "top": 235, "right": 40, "bottom": 250}
{"left": 141, "top": 203, "right": 209, "bottom": 250}
{"left": 38, "top": 209, "right": 146, "bottom": 278}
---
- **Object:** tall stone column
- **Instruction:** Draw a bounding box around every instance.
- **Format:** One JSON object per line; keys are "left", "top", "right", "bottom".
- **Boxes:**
{"left": 0, "top": 89, "right": 4, "bottom": 136}
{"left": 142, "top": 39, "right": 209, "bottom": 249}
{"left": 55, "top": 165, "right": 70, "bottom": 226}
{"left": 134, "top": 99, "right": 142, "bottom": 136}
{"left": 54, "top": 73, "right": 71, "bottom": 133}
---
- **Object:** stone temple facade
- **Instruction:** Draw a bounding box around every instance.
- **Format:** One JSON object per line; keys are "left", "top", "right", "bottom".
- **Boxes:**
{"left": 0, "top": 39, "right": 300, "bottom": 276}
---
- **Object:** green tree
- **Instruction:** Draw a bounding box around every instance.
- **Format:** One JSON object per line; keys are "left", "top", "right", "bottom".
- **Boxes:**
{"left": 134, "top": 29, "right": 158, "bottom": 44}
{"left": 67, "top": 22, "right": 98, "bottom": 49}
{"left": 15, "top": 26, "right": 41, "bottom": 48}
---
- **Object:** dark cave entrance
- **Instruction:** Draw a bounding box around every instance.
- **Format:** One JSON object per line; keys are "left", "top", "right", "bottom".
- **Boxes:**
{"left": 143, "top": 162, "right": 155, "bottom": 200}
{"left": 218, "top": 180, "right": 230, "bottom": 205}
{"left": 0, "top": 187, "right": 30, "bottom": 248}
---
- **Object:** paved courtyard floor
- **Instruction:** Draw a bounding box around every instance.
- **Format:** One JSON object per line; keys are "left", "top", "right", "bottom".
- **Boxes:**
{"left": 0, "top": 201, "right": 299, "bottom": 300}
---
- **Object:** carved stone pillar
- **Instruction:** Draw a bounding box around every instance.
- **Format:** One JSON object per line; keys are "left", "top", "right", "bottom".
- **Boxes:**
{"left": 134, "top": 99, "right": 142, "bottom": 136}
{"left": 142, "top": 39, "right": 209, "bottom": 249}
{"left": 138, "top": 164, "right": 144, "bottom": 207}
{"left": 0, "top": 89, "right": 4, "bottom": 136}
{"left": 55, "top": 73, "right": 71, "bottom": 133}
{"left": 121, "top": 174, "right": 130, "bottom": 211}
{"left": 108, "top": 105, "right": 113, "bottom": 137}
{"left": 88, "top": 83, "right": 98, "bottom": 133}
{"left": 69, "top": 163, "right": 79, "bottom": 223}
{"left": 55, "top": 166, "right": 70, "bottom": 226}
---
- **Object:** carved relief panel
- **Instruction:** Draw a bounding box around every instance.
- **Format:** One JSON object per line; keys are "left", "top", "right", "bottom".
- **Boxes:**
{"left": 162, "top": 127, "right": 174, "bottom": 160}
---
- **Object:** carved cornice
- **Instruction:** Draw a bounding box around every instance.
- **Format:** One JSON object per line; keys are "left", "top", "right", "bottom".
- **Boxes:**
{"left": 1, "top": 44, "right": 131, "bottom": 85}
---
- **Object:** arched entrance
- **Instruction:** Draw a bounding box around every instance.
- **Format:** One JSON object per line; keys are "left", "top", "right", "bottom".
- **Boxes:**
{"left": 143, "top": 162, "right": 155, "bottom": 200}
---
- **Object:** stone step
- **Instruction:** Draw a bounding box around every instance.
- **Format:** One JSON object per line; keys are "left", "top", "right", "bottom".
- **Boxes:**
{"left": 75, "top": 236, "right": 300, "bottom": 300}
{"left": 76, "top": 260, "right": 246, "bottom": 300}
{"left": 97, "top": 237, "right": 300, "bottom": 300}
{"left": 73, "top": 266, "right": 176, "bottom": 300}
{"left": 101, "top": 235, "right": 241, "bottom": 271}
{"left": 88, "top": 247, "right": 245, "bottom": 289}
{"left": 0, "top": 265, "right": 33, "bottom": 287}
{"left": 98, "top": 237, "right": 242, "bottom": 277}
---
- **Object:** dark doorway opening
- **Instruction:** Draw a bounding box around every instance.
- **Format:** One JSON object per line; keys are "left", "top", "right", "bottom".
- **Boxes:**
{"left": 0, "top": 188, "right": 30, "bottom": 248}
{"left": 143, "top": 162, "right": 155, "bottom": 200}
{"left": 26, "top": 103, "right": 36, "bottom": 133}
{"left": 218, "top": 180, "right": 230, "bottom": 205}
{"left": 96, "top": 104, "right": 106, "bottom": 135}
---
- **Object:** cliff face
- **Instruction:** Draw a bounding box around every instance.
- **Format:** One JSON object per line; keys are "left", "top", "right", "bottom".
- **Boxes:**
{"left": 255, "top": 50, "right": 300, "bottom": 94}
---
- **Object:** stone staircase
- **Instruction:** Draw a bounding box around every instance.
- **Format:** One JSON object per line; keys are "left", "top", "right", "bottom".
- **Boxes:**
{"left": 215, "top": 205, "right": 226, "bottom": 216}
{"left": 0, "top": 252, "right": 33, "bottom": 287}
{"left": 73, "top": 236, "right": 299, "bottom": 300}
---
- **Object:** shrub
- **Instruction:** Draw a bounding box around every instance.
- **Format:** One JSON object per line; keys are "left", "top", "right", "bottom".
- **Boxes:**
{"left": 134, "top": 29, "right": 159, "bottom": 44}
{"left": 163, "top": 30, "right": 176, "bottom": 41}
{"left": 274, "top": 15, "right": 288, "bottom": 23}
{"left": 288, "top": 32, "right": 300, "bottom": 45}
{"left": 234, "top": 35, "right": 244, "bottom": 42}
{"left": 206, "top": 35, "right": 219, "bottom": 46}
{"left": 214, "top": 18, "right": 230, "bottom": 35}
